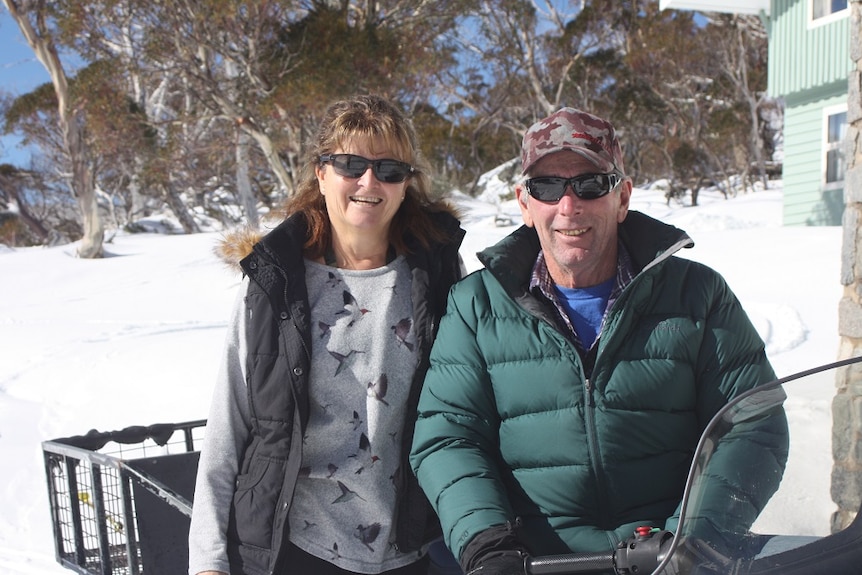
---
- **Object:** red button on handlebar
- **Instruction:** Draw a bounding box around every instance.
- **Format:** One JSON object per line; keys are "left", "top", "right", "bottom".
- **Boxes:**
{"left": 635, "top": 526, "right": 652, "bottom": 537}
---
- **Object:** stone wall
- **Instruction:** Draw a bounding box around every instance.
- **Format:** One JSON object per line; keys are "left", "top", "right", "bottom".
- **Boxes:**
{"left": 832, "top": 0, "right": 862, "bottom": 534}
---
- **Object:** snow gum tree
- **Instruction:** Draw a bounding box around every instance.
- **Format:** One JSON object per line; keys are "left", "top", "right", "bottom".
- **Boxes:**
{"left": 3, "top": 0, "right": 104, "bottom": 257}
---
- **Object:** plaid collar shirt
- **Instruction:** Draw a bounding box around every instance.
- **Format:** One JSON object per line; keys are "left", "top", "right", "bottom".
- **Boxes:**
{"left": 529, "top": 241, "right": 636, "bottom": 354}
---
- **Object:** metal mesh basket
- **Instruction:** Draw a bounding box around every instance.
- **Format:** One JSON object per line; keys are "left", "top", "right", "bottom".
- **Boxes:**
{"left": 42, "top": 420, "right": 206, "bottom": 575}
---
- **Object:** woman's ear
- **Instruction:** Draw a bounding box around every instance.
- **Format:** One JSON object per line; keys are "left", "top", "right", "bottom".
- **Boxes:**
{"left": 315, "top": 164, "right": 326, "bottom": 194}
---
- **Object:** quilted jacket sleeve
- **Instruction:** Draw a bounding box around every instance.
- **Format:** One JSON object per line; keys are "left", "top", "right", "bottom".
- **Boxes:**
{"left": 409, "top": 273, "right": 515, "bottom": 563}
{"left": 663, "top": 269, "right": 789, "bottom": 552}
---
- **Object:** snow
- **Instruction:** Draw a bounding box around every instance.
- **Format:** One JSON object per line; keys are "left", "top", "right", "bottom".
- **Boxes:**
{"left": 0, "top": 179, "right": 847, "bottom": 573}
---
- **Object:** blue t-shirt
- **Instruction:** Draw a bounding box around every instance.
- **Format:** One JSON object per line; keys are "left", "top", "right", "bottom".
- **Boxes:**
{"left": 553, "top": 277, "right": 615, "bottom": 350}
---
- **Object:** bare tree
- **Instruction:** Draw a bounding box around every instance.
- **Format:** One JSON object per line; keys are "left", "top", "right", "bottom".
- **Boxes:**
{"left": 3, "top": 0, "right": 104, "bottom": 257}
{"left": 152, "top": 0, "right": 300, "bottom": 195}
{"left": 428, "top": 0, "right": 618, "bottom": 191}
{"left": 707, "top": 14, "right": 771, "bottom": 189}
{"left": 0, "top": 165, "right": 51, "bottom": 244}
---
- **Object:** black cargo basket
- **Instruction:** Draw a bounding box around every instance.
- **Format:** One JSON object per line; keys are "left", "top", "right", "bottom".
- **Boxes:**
{"left": 41, "top": 420, "right": 206, "bottom": 575}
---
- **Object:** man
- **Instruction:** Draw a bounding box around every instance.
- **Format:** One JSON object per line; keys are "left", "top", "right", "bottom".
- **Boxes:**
{"left": 409, "top": 108, "right": 788, "bottom": 574}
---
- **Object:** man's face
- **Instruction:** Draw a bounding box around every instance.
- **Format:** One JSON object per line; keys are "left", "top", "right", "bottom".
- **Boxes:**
{"left": 517, "top": 150, "right": 631, "bottom": 288}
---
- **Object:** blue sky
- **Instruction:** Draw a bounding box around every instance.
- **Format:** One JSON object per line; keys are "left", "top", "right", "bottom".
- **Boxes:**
{"left": 1, "top": 9, "right": 51, "bottom": 166}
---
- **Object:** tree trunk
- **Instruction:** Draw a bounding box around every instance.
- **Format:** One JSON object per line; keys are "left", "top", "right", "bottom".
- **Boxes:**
{"left": 832, "top": 0, "right": 862, "bottom": 533}
{"left": 3, "top": 0, "right": 104, "bottom": 258}
{"left": 69, "top": 119, "right": 103, "bottom": 257}
{"left": 735, "top": 21, "right": 769, "bottom": 189}
{"left": 236, "top": 130, "right": 259, "bottom": 227}
{"left": 161, "top": 183, "right": 200, "bottom": 234}
{"left": 240, "top": 121, "right": 295, "bottom": 196}
{"left": 6, "top": 186, "right": 50, "bottom": 242}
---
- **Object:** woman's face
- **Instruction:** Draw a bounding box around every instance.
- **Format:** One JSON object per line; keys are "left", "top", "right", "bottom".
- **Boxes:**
{"left": 315, "top": 138, "right": 410, "bottom": 242}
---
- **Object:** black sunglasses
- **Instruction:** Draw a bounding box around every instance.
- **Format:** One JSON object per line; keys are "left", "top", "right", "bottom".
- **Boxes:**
{"left": 525, "top": 173, "right": 622, "bottom": 202}
{"left": 319, "top": 153, "right": 415, "bottom": 184}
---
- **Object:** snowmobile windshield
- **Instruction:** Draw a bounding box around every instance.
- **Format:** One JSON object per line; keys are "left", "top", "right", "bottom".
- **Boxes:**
{"left": 653, "top": 358, "right": 862, "bottom": 575}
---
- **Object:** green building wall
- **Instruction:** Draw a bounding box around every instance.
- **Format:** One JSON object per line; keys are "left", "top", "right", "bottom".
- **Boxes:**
{"left": 782, "top": 95, "right": 847, "bottom": 225}
{"left": 768, "top": 0, "right": 852, "bottom": 226}
{"left": 768, "top": 0, "right": 851, "bottom": 97}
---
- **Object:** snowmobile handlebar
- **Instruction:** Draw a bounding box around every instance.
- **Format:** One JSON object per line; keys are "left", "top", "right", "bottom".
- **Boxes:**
{"left": 525, "top": 527, "right": 674, "bottom": 574}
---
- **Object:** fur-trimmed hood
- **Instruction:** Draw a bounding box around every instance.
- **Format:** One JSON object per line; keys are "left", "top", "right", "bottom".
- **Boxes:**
{"left": 214, "top": 224, "right": 266, "bottom": 272}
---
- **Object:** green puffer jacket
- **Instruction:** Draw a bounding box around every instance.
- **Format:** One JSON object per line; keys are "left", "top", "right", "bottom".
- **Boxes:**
{"left": 409, "top": 211, "right": 788, "bottom": 563}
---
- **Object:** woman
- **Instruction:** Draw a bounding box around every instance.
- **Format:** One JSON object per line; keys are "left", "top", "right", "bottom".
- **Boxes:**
{"left": 189, "top": 95, "right": 465, "bottom": 575}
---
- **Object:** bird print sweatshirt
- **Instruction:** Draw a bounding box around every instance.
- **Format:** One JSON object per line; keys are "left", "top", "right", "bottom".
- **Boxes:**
{"left": 287, "top": 256, "right": 420, "bottom": 573}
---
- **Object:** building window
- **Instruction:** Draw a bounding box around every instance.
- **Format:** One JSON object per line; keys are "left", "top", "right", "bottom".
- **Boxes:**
{"left": 824, "top": 110, "right": 847, "bottom": 189}
{"left": 812, "top": 0, "right": 848, "bottom": 20}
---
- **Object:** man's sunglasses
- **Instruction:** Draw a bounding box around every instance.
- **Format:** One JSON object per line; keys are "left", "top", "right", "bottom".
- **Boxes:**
{"left": 319, "top": 153, "right": 415, "bottom": 184}
{"left": 525, "top": 173, "right": 622, "bottom": 202}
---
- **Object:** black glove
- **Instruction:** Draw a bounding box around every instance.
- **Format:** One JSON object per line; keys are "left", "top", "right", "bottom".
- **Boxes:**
{"left": 465, "top": 549, "right": 527, "bottom": 575}
{"left": 460, "top": 521, "right": 530, "bottom": 575}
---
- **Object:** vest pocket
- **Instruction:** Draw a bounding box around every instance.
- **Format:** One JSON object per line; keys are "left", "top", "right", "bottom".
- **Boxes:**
{"left": 229, "top": 454, "right": 287, "bottom": 550}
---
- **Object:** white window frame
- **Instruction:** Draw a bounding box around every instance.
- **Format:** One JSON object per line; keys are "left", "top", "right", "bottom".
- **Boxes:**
{"left": 822, "top": 104, "right": 847, "bottom": 191}
{"left": 808, "top": 0, "right": 849, "bottom": 28}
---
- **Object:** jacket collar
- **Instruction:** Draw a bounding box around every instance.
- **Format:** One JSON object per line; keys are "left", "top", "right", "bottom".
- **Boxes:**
{"left": 240, "top": 213, "right": 308, "bottom": 280}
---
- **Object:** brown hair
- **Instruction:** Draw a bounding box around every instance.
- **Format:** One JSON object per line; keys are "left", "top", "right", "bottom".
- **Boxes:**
{"left": 276, "top": 94, "right": 458, "bottom": 258}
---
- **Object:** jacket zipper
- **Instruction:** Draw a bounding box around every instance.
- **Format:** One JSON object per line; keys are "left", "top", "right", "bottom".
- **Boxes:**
{"left": 584, "top": 375, "right": 612, "bottom": 531}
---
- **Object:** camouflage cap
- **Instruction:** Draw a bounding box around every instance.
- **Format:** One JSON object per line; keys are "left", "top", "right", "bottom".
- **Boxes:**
{"left": 521, "top": 108, "right": 624, "bottom": 175}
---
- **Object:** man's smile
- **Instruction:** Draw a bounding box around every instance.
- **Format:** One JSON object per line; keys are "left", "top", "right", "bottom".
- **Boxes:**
{"left": 558, "top": 227, "right": 589, "bottom": 236}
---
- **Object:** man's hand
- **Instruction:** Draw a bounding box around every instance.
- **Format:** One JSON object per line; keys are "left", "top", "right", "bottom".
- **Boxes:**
{"left": 466, "top": 549, "right": 528, "bottom": 575}
{"left": 460, "top": 521, "right": 531, "bottom": 574}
